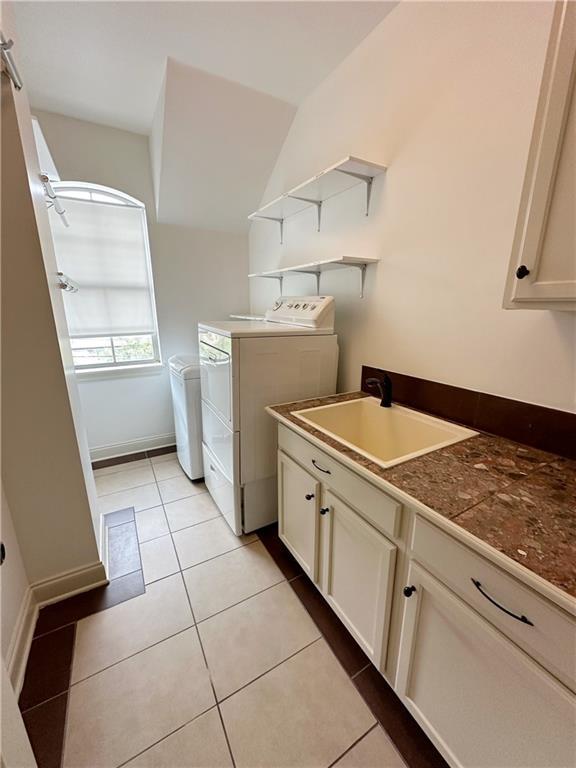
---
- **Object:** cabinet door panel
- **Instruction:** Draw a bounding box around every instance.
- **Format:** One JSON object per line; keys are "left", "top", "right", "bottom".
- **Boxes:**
{"left": 278, "top": 452, "right": 319, "bottom": 580}
{"left": 323, "top": 491, "right": 396, "bottom": 664}
{"left": 396, "top": 564, "right": 576, "bottom": 768}
{"left": 504, "top": 1, "right": 576, "bottom": 309}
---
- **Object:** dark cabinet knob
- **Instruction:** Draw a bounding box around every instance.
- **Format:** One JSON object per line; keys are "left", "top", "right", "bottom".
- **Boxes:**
{"left": 0, "top": 542, "right": 5, "bottom": 566}
{"left": 305, "top": 493, "right": 315, "bottom": 500}
{"left": 515, "top": 265, "right": 530, "bottom": 279}
{"left": 320, "top": 507, "right": 330, "bottom": 515}
{"left": 403, "top": 585, "right": 416, "bottom": 597}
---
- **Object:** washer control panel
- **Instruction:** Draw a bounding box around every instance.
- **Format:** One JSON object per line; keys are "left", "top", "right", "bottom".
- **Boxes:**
{"left": 264, "top": 296, "right": 335, "bottom": 330}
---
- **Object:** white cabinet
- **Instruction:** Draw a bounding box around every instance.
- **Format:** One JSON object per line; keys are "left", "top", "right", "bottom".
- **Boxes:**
{"left": 278, "top": 442, "right": 397, "bottom": 664}
{"left": 504, "top": 0, "right": 576, "bottom": 311}
{"left": 322, "top": 490, "right": 396, "bottom": 663}
{"left": 396, "top": 563, "right": 576, "bottom": 768}
{"left": 274, "top": 424, "right": 576, "bottom": 768}
{"left": 278, "top": 452, "right": 320, "bottom": 580}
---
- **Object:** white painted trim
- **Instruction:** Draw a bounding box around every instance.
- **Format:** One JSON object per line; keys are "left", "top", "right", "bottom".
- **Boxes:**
{"left": 32, "top": 560, "right": 107, "bottom": 608}
{"left": 76, "top": 362, "right": 165, "bottom": 381}
{"left": 89, "top": 433, "right": 176, "bottom": 461}
{"left": 5, "top": 560, "right": 107, "bottom": 695}
{"left": 5, "top": 588, "right": 38, "bottom": 695}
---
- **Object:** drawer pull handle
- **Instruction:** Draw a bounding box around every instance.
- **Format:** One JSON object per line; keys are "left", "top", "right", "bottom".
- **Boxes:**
{"left": 403, "top": 585, "right": 416, "bottom": 597}
{"left": 305, "top": 493, "right": 315, "bottom": 500}
{"left": 471, "top": 579, "right": 534, "bottom": 626}
{"left": 320, "top": 507, "right": 330, "bottom": 515}
{"left": 312, "top": 459, "right": 331, "bottom": 474}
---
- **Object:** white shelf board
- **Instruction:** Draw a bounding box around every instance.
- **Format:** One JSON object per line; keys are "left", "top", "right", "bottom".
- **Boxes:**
{"left": 248, "top": 255, "right": 379, "bottom": 279}
{"left": 248, "top": 156, "right": 386, "bottom": 222}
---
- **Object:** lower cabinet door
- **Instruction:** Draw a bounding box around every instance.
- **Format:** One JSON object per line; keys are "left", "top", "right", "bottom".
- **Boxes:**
{"left": 396, "top": 563, "right": 576, "bottom": 768}
{"left": 322, "top": 490, "right": 396, "bottom": 664}
{"left": 278, "top": 451, "right": 319, "bottom": 580}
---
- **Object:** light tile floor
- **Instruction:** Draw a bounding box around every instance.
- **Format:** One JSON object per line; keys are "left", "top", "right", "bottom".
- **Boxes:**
{"left": 67, "top": 455, "right": 408, "bottom": 767}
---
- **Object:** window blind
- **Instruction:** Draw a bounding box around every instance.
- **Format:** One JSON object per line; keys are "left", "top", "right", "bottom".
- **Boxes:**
{"left": 49, "top": 197, "right": 156, "bottom": 338}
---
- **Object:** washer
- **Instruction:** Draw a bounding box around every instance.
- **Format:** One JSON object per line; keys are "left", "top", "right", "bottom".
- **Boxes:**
{"left": 199, "top": 296, "right": 338, "bottom": 535}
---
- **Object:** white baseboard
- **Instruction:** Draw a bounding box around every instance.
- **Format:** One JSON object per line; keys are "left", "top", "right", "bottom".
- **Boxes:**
{"left": 6, "top": 560, "right": 108, "bottom": 694}
{"left": 90, "top": 433, "right": 176, "bottom": 462}
{"left": 32, "top": 560, "right": 107, "bottom": 607}
{"left": 5, "top": 587, "right": 37, "bottom": 695}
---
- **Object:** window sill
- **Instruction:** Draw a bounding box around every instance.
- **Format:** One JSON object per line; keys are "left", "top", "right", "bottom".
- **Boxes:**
{"left": 75, "top": 362, "right": 165, "bottom": 381}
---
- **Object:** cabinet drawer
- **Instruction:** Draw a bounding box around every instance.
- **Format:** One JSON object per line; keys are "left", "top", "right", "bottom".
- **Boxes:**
{"left": 397, "top": 562, "right": 576, "bottom": 768}
{"left": 278, "top": 424, "right": 400, "bottom": 539}
{"left": 201, "top": 401, "right": 237, "bottom": 483}
{"left": 411, "top": 515, "right": 576, "bottom": 691}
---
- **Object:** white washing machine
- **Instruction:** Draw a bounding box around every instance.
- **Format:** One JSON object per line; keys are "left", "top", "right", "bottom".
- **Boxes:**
{"left": 168, "top": 355, "right": 204, "bottom": 480}
{"left": 199, "top": 296, "right": 339, "bottom": 535}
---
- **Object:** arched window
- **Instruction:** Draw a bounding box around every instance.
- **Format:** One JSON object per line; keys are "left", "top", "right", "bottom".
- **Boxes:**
{"left": 48, "top": 182, "right": 161, "bottom": 369}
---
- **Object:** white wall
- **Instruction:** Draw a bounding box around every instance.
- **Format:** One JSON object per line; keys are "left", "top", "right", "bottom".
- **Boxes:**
{"left": 2, "top": 77, "right": 103, "bottom": 586}
{"left": 35, "top": 110, "right": 249, "bottom": 457}
{"left": 1, "top": 490, "right": 30, "bottom": 663}
{"left": 250, "top": 1, "right": 576, "bottom": 413}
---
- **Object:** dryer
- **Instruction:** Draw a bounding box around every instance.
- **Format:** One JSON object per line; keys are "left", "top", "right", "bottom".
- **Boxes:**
{"left": 199, "top": 296, "right": 338, "bottom": 535}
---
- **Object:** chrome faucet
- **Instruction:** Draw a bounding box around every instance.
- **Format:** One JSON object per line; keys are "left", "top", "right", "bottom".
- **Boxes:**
{"left": 366, "top": 374, "right": 393, "bottom": 408}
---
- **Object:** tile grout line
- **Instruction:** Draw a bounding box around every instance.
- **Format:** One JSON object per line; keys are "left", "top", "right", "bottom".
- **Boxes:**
{"left": 60, "top": 559, "right": 289, "bottom": 688}
{"left": 350, "top": 662, "right": 372, "bottom": 680}
{"left": 257, "top": 531, "right": 407, "bottom": 758}
{"left": 56, "top": 465, "right": 384, "bottom": 768}
{"left": 114, "top": 703, "right": 220, "bottom": 768}
{"left": 215, "top": 636, "right": 323, "bottom": 706}
{"left": 32, "top": 569, "right": 145, "bottom": 641}
{"left": 326, "top": 723, "right": 379, "bottom": 768}
{"left": 58, "top": 622, "right": 77, "bottom": 768}
{"left": 136, "top": 507, "right": 221, "bottom": 545}
{"left": 174, "top": 538, "right": 237, "bottom": 768}
{"left": 68, "top": 622, "right": 196, "bottom": 688}
{"left": 194, "top": 576, "right": 287, "bottom": 626}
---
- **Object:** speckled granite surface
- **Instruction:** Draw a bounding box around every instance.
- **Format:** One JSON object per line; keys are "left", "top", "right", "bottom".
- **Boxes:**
{"left": 270, "top": 392, "right": 576, "bottom": 598}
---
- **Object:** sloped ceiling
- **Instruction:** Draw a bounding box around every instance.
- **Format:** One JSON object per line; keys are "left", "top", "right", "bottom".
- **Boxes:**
{"left": 13, "top": 1, "right": 398, "bottom": 231}
{"left": 150, "top": 59, "right": 297, "bottom": 230}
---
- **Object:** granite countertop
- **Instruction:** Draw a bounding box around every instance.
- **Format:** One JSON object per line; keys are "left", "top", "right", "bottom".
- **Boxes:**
{"left": 269, "top": 391, "right": 576, "bottom": 598}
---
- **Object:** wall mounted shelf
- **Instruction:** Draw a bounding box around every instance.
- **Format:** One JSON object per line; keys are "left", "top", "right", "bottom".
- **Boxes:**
{"left": 249, "top": 255, "right": 379, "bottom": 298}
{"left": 248, "top": 156, "right": 386, "bottom": 243}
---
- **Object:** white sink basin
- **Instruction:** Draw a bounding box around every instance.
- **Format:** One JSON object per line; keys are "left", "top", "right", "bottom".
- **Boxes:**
{"left": 293, "top": 397, "right": 476, "bottom": 470}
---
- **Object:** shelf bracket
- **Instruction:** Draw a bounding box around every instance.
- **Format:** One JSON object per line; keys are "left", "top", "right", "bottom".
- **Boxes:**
{"left": 287, "top": 196, "right": 322, "bottom": 232}
{"left": 359, "top": 264, "right": 367, "bottom": 298}
{"left": 336, "top": 170, "right": 374, "bottom": 216}
{"left": 251, "top": 215, "right": 284, "bottom": 244}
{"left": 296, "top": 270, "right": 321, "bottom": 295}
{"left": 259, "top": 274, "right": 284, "bottom": 296}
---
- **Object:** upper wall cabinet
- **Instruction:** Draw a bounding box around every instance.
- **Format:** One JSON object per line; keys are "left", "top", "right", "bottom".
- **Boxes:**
{"left": 503, "top": 0, "right": 576, "bottom": 311}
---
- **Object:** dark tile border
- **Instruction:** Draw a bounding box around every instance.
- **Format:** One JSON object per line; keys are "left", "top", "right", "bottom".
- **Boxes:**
{"left": 354, "top": 664, "right": 448, "bottom": 768}
{"left": 19, "top": 624, "right": 76, "bottom": 712}
{"left": 34, "top": 570, "right": 145, "bottom": 639}
{"left": 258, "top": 523, "right": 305, "bottom": 581}
{"left": 22, "top": 692, "right": 69, "bottom": 768}
{"left": 257, "top": 525, "right": 448, "bottom": 768}
{"left": 290, "top": 575, "right": 370, "bottom": 677}
{"left": 23, "top": 517, "right": 148, "bottom": 768}
{"left": 92, "top": 445, "right": 176, "bottom": 471}
{"left": 361, "top": 366, "right": 575, "bottom": 459}
{"left": 146, "top": 445, "right": 177, "bottom": 459}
